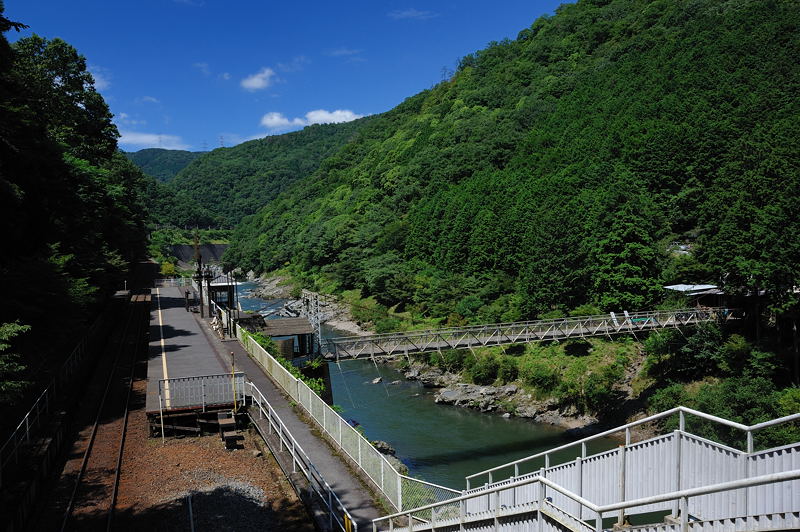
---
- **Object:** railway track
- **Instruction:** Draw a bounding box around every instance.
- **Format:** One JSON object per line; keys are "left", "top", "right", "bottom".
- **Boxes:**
{"left": 35, "top": 291, "right": 151, "bottom": 531}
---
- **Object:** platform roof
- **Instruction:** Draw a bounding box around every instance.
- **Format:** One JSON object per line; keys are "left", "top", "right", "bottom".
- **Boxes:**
{"left": 261, "top": 317, "right": 314, "bottom": 336}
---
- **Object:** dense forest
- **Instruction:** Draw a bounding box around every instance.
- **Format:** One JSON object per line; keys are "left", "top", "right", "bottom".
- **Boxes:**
{"left": 219, "top": 0, "right": 799, "bottom": 424}
{"left": 225, "top": 0, "right": 799, "bottom": 322}
{"left": 165, "top": 120, "right": 372, "bottom": 227}
{"left": 0, "top": 10, "right": 154, "bottom": 405}
{"left": 124, "top": 148, "right": 203, "bottom": 183}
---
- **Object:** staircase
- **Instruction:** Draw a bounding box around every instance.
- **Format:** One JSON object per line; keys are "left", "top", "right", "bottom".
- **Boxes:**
{"left": 372, "top": 407, "right": 800, "bottom": 532}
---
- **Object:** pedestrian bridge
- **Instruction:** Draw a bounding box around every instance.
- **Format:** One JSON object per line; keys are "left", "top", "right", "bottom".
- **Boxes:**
{"left": 323, "top": 308, "right": 736, "bottom": 362}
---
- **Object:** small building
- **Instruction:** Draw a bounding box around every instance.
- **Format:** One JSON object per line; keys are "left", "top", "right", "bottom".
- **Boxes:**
{"left": 259, "top": 317, "right": 315, "bottom": 358}
{"left": 664, "top": 283, "right": 724, "bottom": 307}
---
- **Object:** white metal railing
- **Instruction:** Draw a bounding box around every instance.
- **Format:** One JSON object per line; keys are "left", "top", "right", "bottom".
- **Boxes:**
{"left": 0, "top": 311, "right": 109, "bottom": 489}
{"left": 372, "top": 470, "right": 800, "bottom": 532}
{"left": 154, "top": 277, "right": 191, "bottom": 287}
{"left": 158, "top": 373, "right": 246, "bottom": 411}
{"left": 325, "top": 308, "right": 736, "bottom": 360}
{"left": 236, "top": 324, "right": 460, "bottom": 511}
{"left": 465, "top": 407, "right": 800, "bottom": 488}
{"left": 249, "top": 382, "right": 358, "bottom": 531}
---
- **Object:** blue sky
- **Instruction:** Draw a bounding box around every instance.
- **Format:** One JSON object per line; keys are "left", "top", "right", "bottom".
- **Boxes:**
{"left": 8, "top": 1, "right": 565, "bottom": 151}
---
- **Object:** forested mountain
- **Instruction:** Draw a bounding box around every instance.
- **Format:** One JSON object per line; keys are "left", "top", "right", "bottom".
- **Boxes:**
{"left": 124, "top": 148, "right": 203, "bottom": 182}
{"left": 0, "top": 16, "right": 153, "bottom": 404}
{"left": 226, "top": 0, "right": 799, "bottom": 323}
{"left": 165, "top": 120, "right": 371, "bottom": 227}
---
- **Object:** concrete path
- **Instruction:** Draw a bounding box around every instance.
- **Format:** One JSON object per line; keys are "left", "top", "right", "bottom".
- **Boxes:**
{"left": 152, "top": 286, "right": 383, "bottom": 529}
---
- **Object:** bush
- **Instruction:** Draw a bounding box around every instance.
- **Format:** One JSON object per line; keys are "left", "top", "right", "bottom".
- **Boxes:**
{"left": 497, "top": 356, "right": 518, "bottom": 383}
{"left": 569, "top": 304, "right": 602, "bottom": 317}
{"left": 469, "top": 354, "right": 499, "bottom": 385}
{"left": 518, "top": 356, "right": 558, "bottom": 390}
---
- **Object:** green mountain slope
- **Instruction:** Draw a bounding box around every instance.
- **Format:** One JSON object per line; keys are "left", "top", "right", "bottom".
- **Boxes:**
{"left": 226, "top": 0, "right": 799, "bottom": 322}
{"left": 124, "top": 148, "right": 204, "bottom": 182}
{"left": 168, "top": 120, "right": 371, "bottom": 227}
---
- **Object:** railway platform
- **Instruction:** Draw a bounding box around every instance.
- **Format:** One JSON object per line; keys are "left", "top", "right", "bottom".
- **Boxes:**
{"left": 146, "top": 285, "right": 383, "bottom": 529}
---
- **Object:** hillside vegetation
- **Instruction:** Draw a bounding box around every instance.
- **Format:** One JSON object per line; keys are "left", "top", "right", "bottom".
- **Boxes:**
{"left": 225, "top": 0, "right": 799, "bottom": 325}
{"left": 217, "top": 0, "right": 800, "bottom": 427}
{"left": 0, "top": 20, "right": 153, "bottom": 404}
{"left": 164, "top": 119, "right": 371, "bottom": 227}
{"left": 124, "top": 148, "right": 204, "bottom": 183}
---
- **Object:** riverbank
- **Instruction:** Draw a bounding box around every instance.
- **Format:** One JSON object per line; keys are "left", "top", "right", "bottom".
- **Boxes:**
{"left": 250, "top": 274, "right": 649, "bottom": 439}
{"left": 252, "top": 274, "right": 370, "bottom": 336}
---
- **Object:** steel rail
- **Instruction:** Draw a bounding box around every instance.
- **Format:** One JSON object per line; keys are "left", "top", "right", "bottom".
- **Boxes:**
{"left": 60, "top": 293, "right": 140, "bottom": 531}
{"left": 107, "top": 292, "right": 149, "bottom": 529}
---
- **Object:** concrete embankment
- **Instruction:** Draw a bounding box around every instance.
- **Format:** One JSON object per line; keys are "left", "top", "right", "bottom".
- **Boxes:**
{"left": 169, "top": 244, "right": 228, "bottom": 268}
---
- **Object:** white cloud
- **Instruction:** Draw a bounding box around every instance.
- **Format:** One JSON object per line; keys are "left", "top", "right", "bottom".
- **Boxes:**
{"left": 194, "top": 62, "right": 211, "bottom": 76}
{"left": 115, "top": 112, "right": 146, "bottom": 126}
{"left": 241, "top": 67, "right": 276, "bottom": 91}
{"left": 88, "top": 65, "right": 111, "bottom": 90}
{"left": 260, "top": 109, "right": 363, "bottom": 131}
{"left": 219, "top": 72, "right": 231, "bottom": 80}
{"left": 260, "top": 112, "right": 305, "bottom": 129}
{"left": 389, "top": 8, "right": 438, "bottom": 20}
{"left": 118, "top": 130, "right": 189, "bottom": 150}
{"left": 136, "top": 95, "right": 160, "bottom": 104}
{"left": 305, "top": 109, "right": 363, "bottom": 124}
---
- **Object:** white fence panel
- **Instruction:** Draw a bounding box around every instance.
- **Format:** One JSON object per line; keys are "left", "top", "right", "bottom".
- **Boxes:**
{"left": 747, "top": 442, "right": 800, "bottom": 515}
{"left": 681, "top": 433, "right": 744, "bottom": 519}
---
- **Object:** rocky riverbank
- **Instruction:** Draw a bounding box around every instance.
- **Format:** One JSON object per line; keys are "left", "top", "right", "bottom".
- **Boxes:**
{"left": 396, "top": 360, "right": 601, "bottom": 433}
{"left": 252, "top": 274, "right": 370, "bottom": 336}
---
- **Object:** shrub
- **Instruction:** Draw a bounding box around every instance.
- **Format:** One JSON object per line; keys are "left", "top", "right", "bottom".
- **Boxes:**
{"left": 518, "top": 356, "right": 558, "bottom": 390}
{"left": 497, "top": 356, "right": 518, "bottom": 383}
{"left": 469, "top": 355, "right": 499, "bottom": 385}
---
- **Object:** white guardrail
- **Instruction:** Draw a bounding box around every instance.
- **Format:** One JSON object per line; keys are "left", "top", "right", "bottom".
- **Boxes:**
{"left": 236, "top": 324, "right": 460, "bottom": 513}
{"left": 249, "top": 382, "right": 358, "bottom": 531}
{"left": 372, "top": 469, "right": 800, "bottom": 532}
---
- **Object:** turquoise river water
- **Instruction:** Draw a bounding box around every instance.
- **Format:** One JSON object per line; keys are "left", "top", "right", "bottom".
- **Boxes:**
{"left": 236, "top": 282, "right": 616, "bottom": 490}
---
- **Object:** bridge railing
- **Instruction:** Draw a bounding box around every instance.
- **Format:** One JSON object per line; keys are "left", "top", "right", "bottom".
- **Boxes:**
{"left": 236, "top": 323, "right": 460, "bottom": 512}
{"left": 325, "top": 308, "right": 735, "bottom": 359}
{"left": 465, "top": 407, "right": 800, "bottom": 489}
{"left": 372, "top": 469, "right": 800, "bottom": 532}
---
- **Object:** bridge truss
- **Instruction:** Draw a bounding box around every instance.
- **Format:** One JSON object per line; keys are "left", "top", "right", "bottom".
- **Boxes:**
{"left": 322, "top": 308, "right": 737, "bottom": 362}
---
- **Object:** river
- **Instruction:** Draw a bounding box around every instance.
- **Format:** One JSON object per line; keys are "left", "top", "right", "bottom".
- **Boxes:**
{"left": 236, "top": 282, "right": 616, "bottom": 490}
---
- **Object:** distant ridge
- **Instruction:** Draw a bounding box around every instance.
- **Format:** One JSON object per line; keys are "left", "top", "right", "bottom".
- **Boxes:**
{"left": 170, "top": 244, "right": 228, "bottom": 268}
{"left": 124, "top": 148, "right": 204, "bottom": 182}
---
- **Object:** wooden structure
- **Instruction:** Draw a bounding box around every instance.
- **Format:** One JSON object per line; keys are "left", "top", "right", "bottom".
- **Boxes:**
{"left": 260, "top": 317, "right": 315, "bottom": 357}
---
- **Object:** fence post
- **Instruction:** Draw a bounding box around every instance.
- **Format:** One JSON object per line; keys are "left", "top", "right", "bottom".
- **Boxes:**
{"left": 617, "top": 445, "right": 626, "bottom": 526}
{"left": 292, "top": 438, "right": 297, "bottom": 474}
{"left": 672, "top": 429, "right": 682, "bottom": 517}
{"left": 537, "top": 479, "right": 546, "bottom": 532}
{"left": 397, "top": 474, "right": 403, "bottom": 511}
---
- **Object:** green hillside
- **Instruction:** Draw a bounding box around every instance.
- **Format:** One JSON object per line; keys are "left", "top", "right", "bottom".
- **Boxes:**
{"left": 124, "top": 148, "right": 204, "bottom": 182}
{"left": 168, "top": 120, "right": 371, "bottom": 227}
{"left": 225, "top": 0, "right": 799, "bottom": 322}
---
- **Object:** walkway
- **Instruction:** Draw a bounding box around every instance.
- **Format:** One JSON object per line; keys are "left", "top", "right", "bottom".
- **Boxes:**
{"left": 148, "top": 286, "right": 382, "bottom": 528}
{"left": 324, "top": 307, "right": 736, "bottom": 361}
